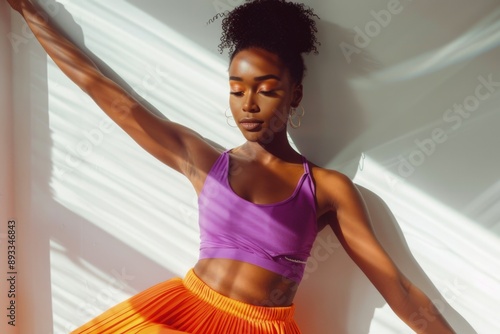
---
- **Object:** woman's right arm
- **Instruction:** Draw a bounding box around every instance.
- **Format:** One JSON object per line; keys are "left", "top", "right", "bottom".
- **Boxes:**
{"left": 9, "top": 0, "right": 219, "bottom": 181}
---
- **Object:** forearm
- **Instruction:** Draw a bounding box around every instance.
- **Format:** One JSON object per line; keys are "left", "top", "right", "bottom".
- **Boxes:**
{"left": 393, "top": 283, "right": 455, "bottom": 334}
{"left": 18, "top": 0, "right": 101, "bottom": 92}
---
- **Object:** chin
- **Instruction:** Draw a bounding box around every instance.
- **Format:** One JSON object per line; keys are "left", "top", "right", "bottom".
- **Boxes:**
{"left": 241, "top": 133, "right": 262, "bottom": 142}
{"left": 253, "top": 134, "right": 277, "bottom": 145}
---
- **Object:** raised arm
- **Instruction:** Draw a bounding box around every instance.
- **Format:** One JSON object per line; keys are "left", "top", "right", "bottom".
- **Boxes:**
{"left": 8, "top": 0, "right": 219, "bottom": 187}
{"left": 318, "top": 171, "right": 456, "bottom": 333}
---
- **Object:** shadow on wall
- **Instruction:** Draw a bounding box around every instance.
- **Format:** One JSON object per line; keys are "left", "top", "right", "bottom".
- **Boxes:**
{"left": 294, "top": 186, "right": 477, "bottom": 333}
{"left": 291, "top": 20, "right": 381, "bottom": 175}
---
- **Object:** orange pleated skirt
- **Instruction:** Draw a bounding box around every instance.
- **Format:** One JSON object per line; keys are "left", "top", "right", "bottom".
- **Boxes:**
{"left": 71, "top": 269, "right": 301, "bottom": 334}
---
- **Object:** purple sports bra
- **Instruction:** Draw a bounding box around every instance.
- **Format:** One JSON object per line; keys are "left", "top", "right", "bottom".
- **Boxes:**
{"left": 198, "top": 150, "right": 318, "bottom": 283}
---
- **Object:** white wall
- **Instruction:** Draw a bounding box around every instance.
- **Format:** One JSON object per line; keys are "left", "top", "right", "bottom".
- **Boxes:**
{"left": 5, "top": 0, "right": 499, "bottom": 333}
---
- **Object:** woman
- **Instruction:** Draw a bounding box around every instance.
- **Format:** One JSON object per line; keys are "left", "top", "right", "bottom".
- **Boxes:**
{"left": 7, "top": 0, "right": 457, "bottom": 333}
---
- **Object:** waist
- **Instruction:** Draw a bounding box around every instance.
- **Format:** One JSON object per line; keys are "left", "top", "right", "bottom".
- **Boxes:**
{"left": 199, "top": 246, "right": 307, "bottom": 283}
{"left": 193, "top": 258, "right": 299, "bottom": 307}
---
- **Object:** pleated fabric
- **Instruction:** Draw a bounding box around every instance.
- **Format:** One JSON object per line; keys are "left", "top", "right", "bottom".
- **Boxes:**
{"left": 71, "top": 269, "right": 302, "bottom": 334}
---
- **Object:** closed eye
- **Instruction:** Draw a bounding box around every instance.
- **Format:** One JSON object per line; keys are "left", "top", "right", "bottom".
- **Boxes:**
{"left": 259, "top": 90, "right": 277, "bottom": 97}
{"left": 230, "top": 91, "right": 244, "bottom": 97}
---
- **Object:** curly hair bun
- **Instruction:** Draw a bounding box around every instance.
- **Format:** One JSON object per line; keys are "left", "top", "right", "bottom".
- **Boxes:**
{"left": 219, "top": 0, "right": 320, "bottom": 57}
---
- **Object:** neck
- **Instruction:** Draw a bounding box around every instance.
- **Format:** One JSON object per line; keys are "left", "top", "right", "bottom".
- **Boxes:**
{"left": 237, "top": 134, "right": 301, "bottom": 164}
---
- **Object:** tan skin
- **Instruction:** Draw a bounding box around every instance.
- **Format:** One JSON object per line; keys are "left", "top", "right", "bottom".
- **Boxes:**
{"left": 8, "top": 0, "right": 456, "bottom": 332}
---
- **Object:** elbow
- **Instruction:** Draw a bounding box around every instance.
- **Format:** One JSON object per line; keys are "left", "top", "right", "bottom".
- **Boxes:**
{"left": 397, "top": 276, "right": 413, "bottom": 309}
{"left": 400, "top": 275, "right": 412, "bottom": 298}
{"left": 385, "top": 275, "right": 413, "bottom": 311}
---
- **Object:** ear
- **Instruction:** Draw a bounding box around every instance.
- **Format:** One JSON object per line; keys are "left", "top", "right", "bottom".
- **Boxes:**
{"left": 291, "top": 84, "right": 303, "bottom": 108}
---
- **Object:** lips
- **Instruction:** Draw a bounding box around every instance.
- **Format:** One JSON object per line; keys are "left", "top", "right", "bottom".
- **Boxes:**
{"left": 239, "top": 118, "right": 263, "bottom": 131}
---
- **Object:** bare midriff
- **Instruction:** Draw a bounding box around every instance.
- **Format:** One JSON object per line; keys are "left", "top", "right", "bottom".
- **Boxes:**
{"left": 193, "top": 258, "right": 299, "bottom": 307}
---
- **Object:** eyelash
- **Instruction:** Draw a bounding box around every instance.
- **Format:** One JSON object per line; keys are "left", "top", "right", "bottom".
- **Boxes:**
{"left": 230, "top": 90, "right": 274, "bottom": 96}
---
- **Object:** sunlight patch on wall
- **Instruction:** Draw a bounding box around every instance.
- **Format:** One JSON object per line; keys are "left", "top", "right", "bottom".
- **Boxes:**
{"left": 50, "top": 239, "right": 136, "bottom": 332}
{"left": 355, "top": 155, "right": 500, "bottom": 334}
{"left": 45, "top": 2, "right": 243, "bottom": 330}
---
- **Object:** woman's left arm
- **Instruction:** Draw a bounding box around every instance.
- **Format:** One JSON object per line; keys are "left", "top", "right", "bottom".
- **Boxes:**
{"left": 321, "top": 171, "right": 456, "bottom": 333}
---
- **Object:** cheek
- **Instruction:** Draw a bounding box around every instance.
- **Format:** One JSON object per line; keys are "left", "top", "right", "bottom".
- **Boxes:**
{"left": 229, "top": 98, "right": 240, "bottom": 114}
{"left": 265, "top": 111, "right": 288, "bottom": 134}
{"left": 271, "top": 102, "right": 291, "bottom": 117}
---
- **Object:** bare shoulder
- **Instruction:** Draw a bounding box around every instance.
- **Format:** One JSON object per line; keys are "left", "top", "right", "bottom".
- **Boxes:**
{"left": 308, "top": 163, "right": 371, "bottom": 236}
{"left": 309, "top": 163, "right": 354, "bottom": 192}
{"left": 310, "top": 164, "right": 351, "bottom": 185}
{"left": 307, "top": 163, "right": 356, "bottom": 214}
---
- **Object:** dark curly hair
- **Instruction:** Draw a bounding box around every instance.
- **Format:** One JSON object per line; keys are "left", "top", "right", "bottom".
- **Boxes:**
{"left": 218, "top": 0, "right": 320, "bottom": 84}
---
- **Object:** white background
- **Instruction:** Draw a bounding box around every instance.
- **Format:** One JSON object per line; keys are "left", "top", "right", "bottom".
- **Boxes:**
{"left": 1, "top": 0, "right": 499, "bottom": 333}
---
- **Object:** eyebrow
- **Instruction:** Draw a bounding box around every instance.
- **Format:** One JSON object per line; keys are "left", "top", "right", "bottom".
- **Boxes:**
{"left": 229, "top": 74, "right": 281, "bottom": 82}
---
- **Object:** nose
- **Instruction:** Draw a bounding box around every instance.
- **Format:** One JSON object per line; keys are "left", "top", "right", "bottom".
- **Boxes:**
{"left": 242, "top": 93, "right": 259, "bottom": 113}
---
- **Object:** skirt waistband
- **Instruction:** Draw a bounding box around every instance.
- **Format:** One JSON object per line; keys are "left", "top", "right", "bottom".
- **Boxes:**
{"left": 183, "top": 268, "right": 296, "bottom": 322}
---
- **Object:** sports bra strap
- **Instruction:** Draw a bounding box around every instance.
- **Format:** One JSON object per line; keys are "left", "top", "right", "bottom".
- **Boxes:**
{"left": 301, "top": 155, "right": 310, "bottom": 174}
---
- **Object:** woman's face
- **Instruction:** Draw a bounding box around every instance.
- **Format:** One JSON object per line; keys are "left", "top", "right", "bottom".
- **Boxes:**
{"left": 228, "top": 47, "right": 302, "bottom": 144}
